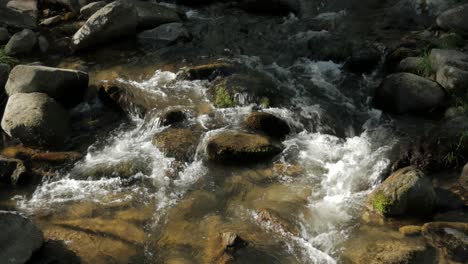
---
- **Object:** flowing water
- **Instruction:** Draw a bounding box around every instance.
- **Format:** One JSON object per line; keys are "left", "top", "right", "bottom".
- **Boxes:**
{"left": 6, "top": 2, "right": 410, "bottom": 264}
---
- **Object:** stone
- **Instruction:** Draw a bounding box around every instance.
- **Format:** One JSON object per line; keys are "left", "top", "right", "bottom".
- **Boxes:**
{"left": 38, "top": 35, "right": 49, "bottom": 53}
{"left": 27, "top": 240, "right": 80, "bottom": 264}
{"left": 429, "top": 49, "right": 468, "bottom": 72}
{"left": 152, "top": 128, "right": 201, "bottom": 162}
{"left": 71, "top": 0, "right": 139, "bottom": 51}
{"left": 0, "top": 157, "right": 26, "bottom": 185}
{"left": 132, "top": 0, "right": 181, "bottom": 30}
{"left": 39, "top": 15, "right": 62, "bottom": 27}
{"left": 221, "top": 232, "right": 247, "bottom": 253}
{"left": 397, "top": 57, "right": 423, "bottom": 75}
{"left": 436, "top": 65, "right": 468, "bottom": 95}
{"left": 460, "top": 163, "right": 468, "bottom": 188}
{"left": 0, "top": 63, "right": 10, "bottom": 88}
{"left": 244, "top": 112, "right": 290, "bottom": 138}
{"left": 0, "top": 0, "right": 38, "bottom": 29}
{"left": 178, "top": 63, "right": 238, "bottom": 81}
{"left": 422, "top": 222, "right": 468, "bottom": 263}
{"left": 256, "top": 208, "right": 300, "bottom": 236}
{"left": 206, "top": 131, "right": 283, "bottom": 163}
{"left": 42, "top": 0, "right": 93, "bottom": 12}
{"left": 79, "top": 1, "right": 106, "bottom": 18}
{"left": 345, "top": 44, "right": 381, "bottom": 73}
{"left": 367, "top": 166, "right": 436, "bottom": 217}
{"left": 4, "top": 29, "right": 37, "bottom": 56}
{"left": 1, "top": 93, "right": 71, "bottom": 148}
{"left": 5, "top": 65, "right": 89, "bottom": 108}
{"left": 436, "top": 3, "right": 468, "bottom": 34}
{"left": 399, "top": 225, "right": 422, "bottom": 236}
{"left": 373, "top": 73, "right": 446, "bottom": 114}
{"left": 138, "top": 23, "right": 189, "bottom": 47}
{"left": 159, "top": 109, "right": 186, "bottom": 126}
{"left": 0, "top": 210, "right": 44, "bottom": 264}
{"left": 0, "top": 27, "right": 10, "bottom": 44}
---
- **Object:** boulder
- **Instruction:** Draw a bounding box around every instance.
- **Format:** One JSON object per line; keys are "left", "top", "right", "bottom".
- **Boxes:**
{"left": 206, "top": 131, "right": 282, "bottom": 163}
{"left": 0, "top": 157, "right": 26, "bottom": 185}
{"left": 42, "top": 0, "right": 93, "bottom": 12}
{"left": 152, "top": 128, "right": 201, "bottom": 162}
{"left": 71, "top": 0, "right": 138, "bottom": 51}
{"left": 37, "top": 35, "right": 49, "bottom": 53}
{"left": 79, "top": 1, "right": 106, "bottom": 18}
{"left": 138, "top": 22, "right": 189, "bottom": 47}
{"left": 397, "top": 57, "right": 423, "bottom": 75}
{"left": 0, "top": 63, "right": 10, "bottom": 88}
{"left": 1, "top": 93, "right": 71, "bottom": 148}
{"left": 436, "top": 3, "right": 468, "bottom": 34}
{"left": 367, "top": 166, "right": 436, "bottom": 217}
{"left": 436, "top": 65, "right": 468, "bottom": 95}
{"left": 132, "top": 0, "right": 181, "bottom": 30}
{"left": 0, "top": 0, "right": 38, "bottom": 29}
{"left": 159, "top": 109, "right": 186, "bottom": 126}
{"left": 244, "top": 112, "right": 290, "bottom": 138}
{"left": 178, "top": 63, "right": 238, "bottom": 81}
{"left": 0, "top": 210, "right": 44, "bottom": 264}
{"left": 373, "top": 73, "right": 446, "bottom": 114}
{"left": 422, "top": 222, "right": 468, "bottom": 263}
{"left": 5, "top": 65, "right": 89, "bottom": 108}
{"left": 4, "top": 29, "right": 37, "bottom": 56}
{"left": 429, "top": 49, "right": 468, "bottom": 72}
{"left": 0, "top": 27, "right": 10, "bottom": 44}
{"left": 39, "top": 15, "right": 62, "bottom": 27}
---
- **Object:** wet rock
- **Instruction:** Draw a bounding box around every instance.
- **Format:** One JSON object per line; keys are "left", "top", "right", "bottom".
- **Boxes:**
{"left": 397, "top": 57, "right": 423, "bottom": 75}
{"left": 37, "top": 35, "right": 49, "bottom": 53}
{"left": 345, "top": 44, "right": 381, "bottom": 73}
{"left": 436, "top": 65, "right": 468, "bottom": 95}
{"left": 373, "top": 73, "right": 446, "bottom": 114}
{"left": 436, "top": 3, "right": 468, "bottom": 34}
{"left": 367, "top": 166, "right": 436, "bottom": 217}
{"left": 78, "top": 159, "right": 152, "bottom": 179}
{"left": 435, "top": 187, "right": 465, "bottom": 211}
{"left": 71, "top": 0, "right": 138, "bottom": 51}
{"left": 0, "top": 27, "right": 10, "bottom": 44}
{"left": 1, "top": 146, "right": 81, "bottom": 165}
{"left": 0, "top": 63, "right": 11, "bottom": 89}
{"left": 0, "top": 210, "right": 44, "bottom": 264}
{"left": 399, "top": 225, "right": 422, "bottom": 236}
{"left": 28, "top": 240, "right": 81, "bottom": 264}
{"left": 244, "top": 112, "right": 290, "bottom": 138}
{"left": 342, "top": 225, "right": 435, "bottom": 264}
{"left": 132, "top": 0, "right": 181, "bottom": 30}
{"left": 80, "top": 1, "right": 106, "bottom": 19}
{"left": 422, "top": 222, "right": 468, "bottom": 263}
{"left": 179, "top": 63, "right": 238, "bottom": 81}
{"left": 256, "top": 208, "right": 300, "bottom": 236}
{"left": 1, "top": 93, "right": 71, "bottom": 148}
{"left": 210, "top": 73, "right": 282, "bottom": 107}
{"left": 4, "top": 29, "right": 37, "bottom": 56}
{"left": 434, "top": 211, "right": 468, "bottom": 222}
{"left": 152, "top": 128, "right": 201, "bottom": 162}
{"left": 385, "top": 47, "right": 421, "bottom": 71}
{"left": 221, "top": 232, "right": 247, "bottom": 253}
{"left": 159, "top": 109, "right": 186, "bottom": 126}
{"left": 0, "top": 0, "right": 38, "bottom": 29}
{"left": 5, "top": 65, "right": 89, "bottom": 108}
{"left": 0, "top": 156, "right": 26, "bottom": 185}
{"left": 39, "top": 15, "right": 62, "bottom": 27}
{"left": 42, "top": 0, "right": 93, "bottom": 12}
{"left": 138, "top": 22, "right": 189, "bottom": 47}
{"left": 206, "top": 131, "right": 282, "bottom": 164}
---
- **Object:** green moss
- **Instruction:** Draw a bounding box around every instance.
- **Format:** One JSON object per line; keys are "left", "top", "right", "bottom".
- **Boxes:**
{"left": 417, "top": 51, "right": 433, "bottom": 77}
{"left": 260, "top": 97, "right": 270, "bottom": 108}
{"left": 0, "top": 46, "right": 18, "bottom": 66}
{"left": 372, "top": 191, "right": 394, "bottom": 216}
{"left": 215, "top": 84, "right": 235, "bottom": 108}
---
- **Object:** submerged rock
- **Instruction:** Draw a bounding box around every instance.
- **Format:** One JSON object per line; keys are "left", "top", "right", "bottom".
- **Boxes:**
{"left": 0, "top": 156, "right": 26, "bottom": 185}
{"left": 367, "top": 166, "right": 436, "bottom": 217}
{"left": 4, "top": 29, "right": 37, "bottom": 56}
{"left": 71, "top": 0, "right": 138, "bottom": 51}
{"left": 373, "top": 73, "right": 446, "bottom": 114}
{"left": 436, "top": 3, "right": 468, "bottom": 34}
{"left": 206, "top": 131, "right": 282, "bottom": 163}
{"left": 152, "top": 128, "right": 201, "bottom": 162}
{"left": 422, "top": 222, "right": 468, "bottom": 263}
{"left": 244, "top": 112, "right": 290, "bottom": 138}
{"left": 5, "top": 65, "right": 89, "bottom": 108}
{"left": 159, "top": 109, "right": 187, "bottom": 126}
{"left": 0, "top": 211, "right": 44, "bottom": 264}
{"left": 1, "top": 93, "right": 71, "bottom": 148}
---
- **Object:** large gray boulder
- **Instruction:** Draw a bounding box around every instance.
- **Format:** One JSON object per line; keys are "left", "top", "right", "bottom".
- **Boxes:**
{"left": 132, "top": 0, "right": 181, "bottom": 30}
{"left": 429, "top": 49, "right": 468, "bottom": 72}
{"left": 0, "top": 0, "right": 38, "bottom": 29}
{"left": 367, "top": 166, "right": 436, "bottom": 217}
{"left": 5, "top": 65, "right": 89, "bottom": 107}
{"left": 0, "top": 210, "right": 44, "bottom": 264}
{"left": 71, "top": 0, "right": 138, "bottom": 51}
{"left": 436, "top": 3, "right": 468, "bottom": 34}
{"left": 138, "top": 22, "right": 189, "bottom": 46}
{"left": 4, "top": 29, "right": 37, "bottom": 56}
{"left": 1, "top": 93, "right": 71, "bottom": 148}
{"left": 79, "top": 1, "right": 106, "bottom": 18}
{"left": 373, "top": 73, "right": 446, "bottom": 114}
{"left": 429, "top": 49, "right": 468, "bottom": 95}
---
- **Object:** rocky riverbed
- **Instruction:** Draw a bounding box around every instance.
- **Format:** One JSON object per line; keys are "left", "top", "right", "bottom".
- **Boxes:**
{"left": 0, "top": 0, "right": 468, "bottom": 263}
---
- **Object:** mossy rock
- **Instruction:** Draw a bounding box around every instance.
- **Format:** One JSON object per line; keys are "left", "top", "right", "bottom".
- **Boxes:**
{"left": 244, "top": 112, "right": 290, "bottom": 138}
{"left": 152, "top": 128, "right": 202, "bottom": 162}
{"left": 367, "top": 166, "right": 436, "bottom": 217}
{"left": 206, "top": 131, "right": 282, "bottom": 164}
